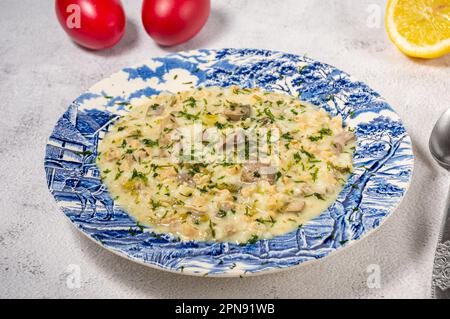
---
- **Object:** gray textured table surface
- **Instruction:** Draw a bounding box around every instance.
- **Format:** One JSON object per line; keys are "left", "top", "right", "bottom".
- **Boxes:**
{"left": 1, "top": 0, "right": 449, "bottom": 299}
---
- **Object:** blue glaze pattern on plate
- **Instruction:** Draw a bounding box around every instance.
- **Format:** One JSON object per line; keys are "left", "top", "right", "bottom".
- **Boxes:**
{"left": 44, "top": 49, "right": 414, "bottom": 276}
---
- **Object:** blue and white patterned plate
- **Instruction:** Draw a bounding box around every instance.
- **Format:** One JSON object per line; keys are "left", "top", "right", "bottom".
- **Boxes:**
{"left": 45, "top": 48, "right": 414, "bottom": 277}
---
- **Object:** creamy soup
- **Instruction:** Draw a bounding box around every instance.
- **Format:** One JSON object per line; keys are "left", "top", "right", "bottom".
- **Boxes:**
{"left": 97, "top": 86, "right": 355, "bottom": 244}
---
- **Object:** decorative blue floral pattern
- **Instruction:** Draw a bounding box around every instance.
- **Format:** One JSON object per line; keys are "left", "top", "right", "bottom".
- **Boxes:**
{"left": 44, "top": 49, "right": 414, "bottom": 276}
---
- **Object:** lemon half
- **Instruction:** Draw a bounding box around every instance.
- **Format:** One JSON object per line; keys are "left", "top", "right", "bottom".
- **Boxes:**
{"left": 386, "top": 0, "right": 450, "bottom": 58}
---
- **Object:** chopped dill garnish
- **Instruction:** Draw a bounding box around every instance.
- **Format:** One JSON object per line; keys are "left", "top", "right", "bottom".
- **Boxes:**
{"left": 209, "top": 220, "right": 216, "bottom": 238}
{"left": 300, "top": 146, "right": 314, "bottom": 159}
{"left": 183, "top": 96, "right": 196, "bottom": 108}
{"left": 305, "top": 193, "right": 325, "bottom": 200}
{"left": 256, "top": 216, "right": 276, "bottom": 226}
{"left": 130, "top": 169, "right": 148, "bottom": 184}
{"left": 311, "top": 167, "right": 319, "bottom": 182}
{"left": 142, "top": 138, "right": 159, "bottom": 147}
{"left": 275, "top": 171, "right": 282, "bottom": 181}
{"left": 247, "top": 234, "right": 259, "bottom": 244}
{"left": 308, "top": 127, "right": 333, "bottom": 142}
{"left": 263, "top": 108, "right": 275, "bottom": 122}
{"left": 150, "top": 199, "right": 162, "bottom": 209}
{"left": 281, "top": 132, "right": 293, "bottom": 140}
{"left": 214, "top": 121, "right": 226, "bottom": 129}
{"left": 177, "top": 111, "right": 199, "bottom": 121}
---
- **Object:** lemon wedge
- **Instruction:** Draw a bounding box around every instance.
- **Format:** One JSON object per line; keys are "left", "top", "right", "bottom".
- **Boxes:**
{"left": 385, "top": 0, "right": 450, "bottom": 58}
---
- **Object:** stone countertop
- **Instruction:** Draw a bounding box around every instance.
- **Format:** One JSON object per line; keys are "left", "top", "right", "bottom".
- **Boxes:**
{"left": 1, "top": 0, "right": 449, "bottom": 298}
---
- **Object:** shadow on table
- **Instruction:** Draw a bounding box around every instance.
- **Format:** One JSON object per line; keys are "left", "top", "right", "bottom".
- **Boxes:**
{"left": 75, "top": 7, "right": 228, "bottom": 57}
{"left": 406, "top": 54, "right": 450, "bottom": 68}
{"left": 403, "top": 135, "right": 440, "bottom": 253}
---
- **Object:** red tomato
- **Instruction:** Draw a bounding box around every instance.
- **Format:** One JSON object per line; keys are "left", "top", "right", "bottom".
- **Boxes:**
{"left": 55, "top": 0, "right": 126, "bottom": 50}
{"left": 142, "top": 0, "right": 210, "bottom": 46}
